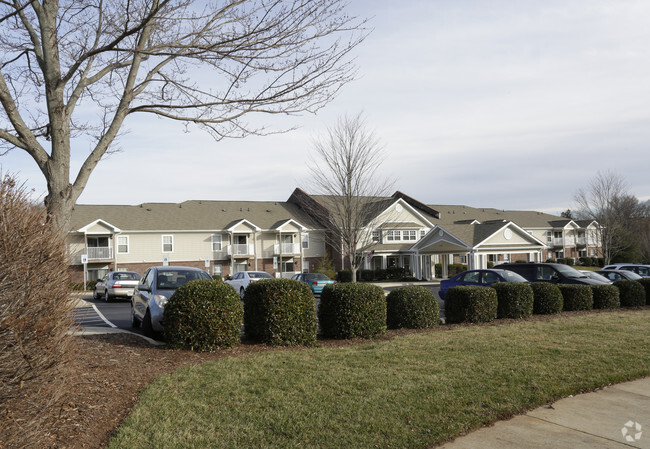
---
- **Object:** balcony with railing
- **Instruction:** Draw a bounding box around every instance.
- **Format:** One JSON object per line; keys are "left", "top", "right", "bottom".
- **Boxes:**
{"left": 227, "top": 244, "right": 254, "bottom": 257}
{"left": 552, "top": 236, "right": 576, "bottom": 247}
{"left": 87, "top": 246, "right": 113, "bottom": 260}
{"left": 273, "top": 242, "right": 300, "bottom": 255}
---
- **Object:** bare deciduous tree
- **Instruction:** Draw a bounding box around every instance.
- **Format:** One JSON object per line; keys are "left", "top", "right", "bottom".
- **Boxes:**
{"left": 0, "top": 0, "right": 365, "bottom": 228}
{"left": 304, "top": 114, "right": 393, "bottom": 282}
{"left": 574, "top": 170, "right": 630, "bottom": 264}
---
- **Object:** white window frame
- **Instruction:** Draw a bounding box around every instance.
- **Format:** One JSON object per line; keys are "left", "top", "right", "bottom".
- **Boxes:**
{"left": 162, "top": 235, "right": 174, "bottom": 253}
{"left": 420, "top": 229, "right": 426, "bottom": 239}
{"left": 117, "top": 235, "right": 129, "bottom": 254}
{"left": 211, "top": 234, "right": 222, "bottom": 251}
{"left": 403, "top": 230, "right": 416, "bottom": 241}
{"left": 372, "top": 230, "right": 380, "bottom": 242}
{"left": 386, "top": 230, "right": 399, "bottom": 241}
{"left": 301, "top": 233, "right": 309, "bottom": 249}
{"left": 213, "top": 264, "right": 223, "bottom": 277}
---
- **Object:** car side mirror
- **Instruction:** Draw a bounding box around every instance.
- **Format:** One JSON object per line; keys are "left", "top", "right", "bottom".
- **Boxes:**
{"left": 137, "top": 283, "right": 150, "bottom": 292}
{"left": 550, "top": 274, "right": 560, "bottom": 281}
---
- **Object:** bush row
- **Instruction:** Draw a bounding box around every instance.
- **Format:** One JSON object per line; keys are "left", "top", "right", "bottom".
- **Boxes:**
{"left": 444, "top": 280, "right": 646, "bottom": 324}
{"left": 336, "top": 267, "right": 415, "bottom": 283}
{"left": 161, "top": 281, "right": 444, "bottom": 350}
{"left": 160, "top": 277, "right": 648, "bottom": 351}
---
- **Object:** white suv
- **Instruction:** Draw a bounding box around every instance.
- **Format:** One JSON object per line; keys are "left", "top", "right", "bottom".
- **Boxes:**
{"left": 601, "top": 264, "right": 650, "bottom": 278}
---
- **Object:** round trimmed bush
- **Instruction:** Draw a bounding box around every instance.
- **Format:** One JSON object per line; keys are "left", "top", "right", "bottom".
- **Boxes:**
{"left": 613, "top": 280, "right": 646, "bottom": 307}
{"left": 318, "top": 283, "right": 386, "bottom": 339}
{"left": 636, "top": 279, "right": 650, "bottom": 305}
{"left": 444, "top": 286, "right": 497, "bottom": 324}
{"left": 530, "top": 283, "right": 563, "bottom": 314}
{"left": 558, "top": 285, "right": 593, "bottom": 311}
{"left": 590, "top": 284, "right": 619, "bottom": 309}
{"left": 163, "top": 279, "right": 243, "bottom": 351}
{"left": 491, "top": 283, "right": 534, "bottom": 319}
{"left": 244, "top": 279, "right": 317, "bottom": 346}
{"left": 386, "top": 286, "right": 440, "bottom": 329}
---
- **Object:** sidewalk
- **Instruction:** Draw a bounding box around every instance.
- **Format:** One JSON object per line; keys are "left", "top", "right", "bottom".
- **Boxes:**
{"left": 439, "top": 377, "right": 650, "bottom": 448}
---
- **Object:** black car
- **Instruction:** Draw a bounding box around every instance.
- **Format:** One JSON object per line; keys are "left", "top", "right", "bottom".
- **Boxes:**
{"left": 494, "top": 263, "right": 608, "bottom": 285}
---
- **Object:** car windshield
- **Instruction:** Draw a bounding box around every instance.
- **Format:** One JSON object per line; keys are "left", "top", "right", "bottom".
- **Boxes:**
{"left": 157, "top": 270, "right": 210, "bottom": 289}
{"left": 305, "top": 273, "right": 330, "bottom": 281}
{"left": 248, "top": 272, "right": 272, "bottom": 279}
{"left": 114, "top": 272, "right": 140, "bottom": 281}
{"left": 583, "top": 271, "right": 610, "bottom": 282}
{"left": 554, "top": 264, "right": 586, "bottom": 278}
{"left": 500, "top": 270, "right": 528, "bottom": 282}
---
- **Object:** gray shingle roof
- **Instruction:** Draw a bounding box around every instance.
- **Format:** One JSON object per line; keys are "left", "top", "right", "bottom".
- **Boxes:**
{"left": 70, "top": 200, "right": 322, "bottom": 231}
{"left": 429, "top": 204, "right": 572, "bottom": 228}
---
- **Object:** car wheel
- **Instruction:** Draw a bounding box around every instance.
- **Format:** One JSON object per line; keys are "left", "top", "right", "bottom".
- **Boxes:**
{"left": 130, "top": 304, "right": 141, "bottom": 328}
{"left": 239, "top": 287, "right": 245, "bottom": 299}
{"left": 104, "top": 290, "right": 111, "bottom": 303}
{"left": 93, "top": 288, "right": 99, "bottom": 300}
{"left": 142, "top": 309, "right": 154, "bottom": 338}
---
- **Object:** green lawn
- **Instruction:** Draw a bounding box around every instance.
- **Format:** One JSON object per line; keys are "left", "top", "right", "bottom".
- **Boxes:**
{"left": 109, "top": 309, "right": 650, "bottom": 449}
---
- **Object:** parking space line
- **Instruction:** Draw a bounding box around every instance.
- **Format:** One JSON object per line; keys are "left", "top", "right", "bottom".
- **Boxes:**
{"left": 91, "top": 304, "right": 118, "bottom": 328}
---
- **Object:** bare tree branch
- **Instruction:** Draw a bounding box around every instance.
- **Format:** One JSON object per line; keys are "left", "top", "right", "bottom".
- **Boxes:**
{"left": 0, "top": 0, "right": 367, "bottom": 227}
{"left": 302, "top": 113, "right": 394, "bottom": 282}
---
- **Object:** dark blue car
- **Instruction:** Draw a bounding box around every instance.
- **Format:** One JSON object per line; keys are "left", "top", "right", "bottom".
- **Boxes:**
{"left": 439, "top": 269, "right": 528, "bottom": 299}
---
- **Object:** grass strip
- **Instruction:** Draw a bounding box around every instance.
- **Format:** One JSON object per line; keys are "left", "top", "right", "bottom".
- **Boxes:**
{"left": 109, "top": 309, "right": 650, "bottom": 448}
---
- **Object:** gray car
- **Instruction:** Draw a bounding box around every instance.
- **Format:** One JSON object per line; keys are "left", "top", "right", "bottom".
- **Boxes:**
{"left": 131, "top": 266, "right": 212, "bottom": 337}
{"left": 93, "top": 271, "right": 141, "bottom": 302}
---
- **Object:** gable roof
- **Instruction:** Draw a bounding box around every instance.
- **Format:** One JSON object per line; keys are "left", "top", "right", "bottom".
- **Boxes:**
{"left": 70, "top": 200, "right": 322, "bottom": 232}
{"left": 429, "top": 204, "right": 583, "bottom": 229}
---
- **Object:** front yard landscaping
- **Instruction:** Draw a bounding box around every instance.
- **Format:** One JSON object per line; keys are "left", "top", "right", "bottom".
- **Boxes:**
{"left": 107, "top": 308, "right": 650, "bottom": 449}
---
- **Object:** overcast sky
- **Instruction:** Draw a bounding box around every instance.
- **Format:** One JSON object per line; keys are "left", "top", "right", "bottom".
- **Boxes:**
{"left": 3, "top": 0, "right": 650, "bottom": 214}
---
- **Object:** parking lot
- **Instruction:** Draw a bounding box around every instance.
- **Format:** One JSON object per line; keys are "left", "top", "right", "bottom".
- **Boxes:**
{"left": 73, "top": 283, "right": 443, "bottom": 334}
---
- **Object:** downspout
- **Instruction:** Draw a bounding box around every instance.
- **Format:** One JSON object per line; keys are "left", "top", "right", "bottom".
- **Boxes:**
{"left": 279, "top": 230, "right": 283, "bottom": 278}
{"left": 299, "top": 230, "right": 304, "bottom": 273}
{"left": 254, "top": 230, "right": 258, "bottom": 271}
{"left": 230, "top": 231, "right": 234, "bottom": 276}
{"left": 113, "top": 231, "right": 119, "bottom": 271}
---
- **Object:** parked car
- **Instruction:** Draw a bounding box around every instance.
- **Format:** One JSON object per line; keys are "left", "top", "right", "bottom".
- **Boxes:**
{"left": 596, "top": 269, "right": 644, "bottom": 282}
{"left": 131, "top": 266, "right": 212, "bottom": 337}
{"left": 495, "top": 263, "right": 608, "bottom": 285}
{"left": 291, "top": 272, "right": 337, "bottom": 294}
{"left": 439, "top": 269, "right": 528, "bottom": 299}
{"left": 579, "top": 270, "right": 613, "bottom": 284}
{"left": 601, "top": 264, "right": 650, "bottom": 278}
{"left": 225, "top": 271, "right": 273, "bottom": 298}
{"left": 93, "top": 271, "right": 141, "bottom": 302}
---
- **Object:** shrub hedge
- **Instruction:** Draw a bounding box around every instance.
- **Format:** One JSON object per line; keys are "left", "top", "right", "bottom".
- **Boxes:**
{"left": 243, "top": 279, "right": 317, "bottom": 346}
{"left": 386, "top": 286, "right": 440, "bottom": 329}
{"left": 558, "top": 285, "right": 593, "bottom": 311}
{"left": 318, "top": 283, "right": 386, "bottom": 339}
{"left": 636, "top": 279, "right": 650, "bottom": 305}
{"left": 492, "top": 283, "right": 534, "bottom": 319}
{"left": 590, "top": 284, "right": 620, "bottom": 309}
{"left": 530, "top": 282, "right": 563, "bottom": 314}
{"left": 336, "top": 270, "right": 352, "bottom": 283}
{"left": 444, "top": 286, "right": 498, "bottom": 324}
{"left": 163, "top": 279, "right": 243, "bottom": 351}
{"left": 613, "top": 280, "right": 646, "bottom": 307}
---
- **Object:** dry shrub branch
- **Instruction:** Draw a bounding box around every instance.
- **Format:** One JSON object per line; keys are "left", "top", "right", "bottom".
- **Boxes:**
{"left": 0, "top": 175, "right": 78, "bottom": 448}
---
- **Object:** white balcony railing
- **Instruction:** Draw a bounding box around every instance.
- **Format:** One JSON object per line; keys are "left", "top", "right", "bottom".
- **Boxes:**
{"left": 87, "top": 247, "right": 113, "bottom": 260}
{"left": 273, "top": 242, "right": 300, "bottom": 255}
{"left": 564, "top": 236, "right": 575, "bottom": 246}
{"left": 576, "top": 237, "right": 586, "bottom": 246}
{"left": 227, "top": 244, "right": 254, "bottom": 256}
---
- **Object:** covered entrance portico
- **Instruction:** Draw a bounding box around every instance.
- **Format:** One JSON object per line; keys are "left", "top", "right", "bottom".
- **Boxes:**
{"left": 411, "top": 222, "right": 547, "bottom": 280}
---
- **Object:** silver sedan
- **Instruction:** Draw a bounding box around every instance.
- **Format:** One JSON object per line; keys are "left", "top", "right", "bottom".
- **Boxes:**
{"left": 93, "top": 271, "right": 141, "bottom": 302}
